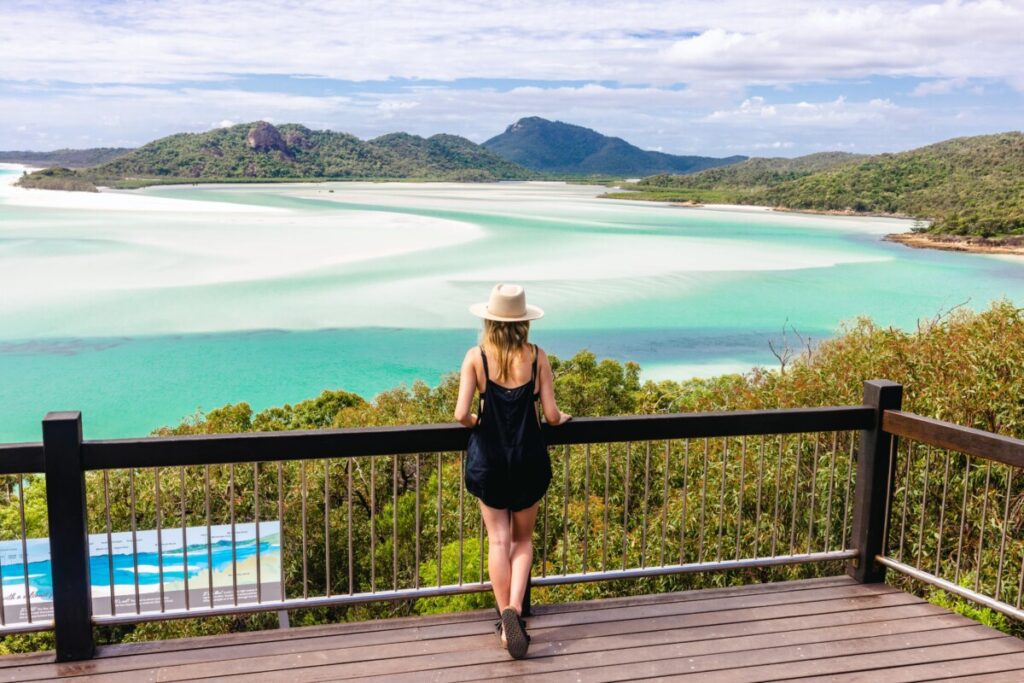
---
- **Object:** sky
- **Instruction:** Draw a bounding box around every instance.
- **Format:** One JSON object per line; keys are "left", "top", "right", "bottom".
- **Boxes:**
{"left": 1, "top": 0, "right": 1022, "bottom": 157}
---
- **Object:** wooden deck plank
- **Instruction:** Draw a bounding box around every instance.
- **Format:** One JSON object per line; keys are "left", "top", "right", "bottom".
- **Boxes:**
{"left": 0, "top": 581, "right": 890, "bottom": 681}
{"left": 1, "top": 577, "right": 1020, "bottom": 683}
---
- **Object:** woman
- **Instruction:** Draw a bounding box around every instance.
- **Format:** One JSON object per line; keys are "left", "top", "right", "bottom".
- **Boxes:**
{"left": 454, "top": 283, "right": 571, "bottom": 659}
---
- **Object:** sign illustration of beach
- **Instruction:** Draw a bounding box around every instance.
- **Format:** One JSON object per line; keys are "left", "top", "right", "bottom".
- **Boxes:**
{"left": 0, "top": 522, "right": 281, "bottom": 623}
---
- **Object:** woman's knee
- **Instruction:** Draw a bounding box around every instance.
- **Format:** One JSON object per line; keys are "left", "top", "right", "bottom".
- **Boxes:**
{"left": 488, "top": 529, "right": 512, "bottom": 552}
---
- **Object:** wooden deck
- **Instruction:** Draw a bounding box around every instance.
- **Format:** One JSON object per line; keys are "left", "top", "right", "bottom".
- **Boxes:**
{"left": 2, "top": 576, "right": 1023, "bottom": 682}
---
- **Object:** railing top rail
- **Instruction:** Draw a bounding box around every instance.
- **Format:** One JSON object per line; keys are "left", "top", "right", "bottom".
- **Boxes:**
{"left": 76, "top": 405, "right": 874, "bottom": 470}
{"left": 883, "top": 409, "right": 1024, "bottom": 469}
{"left": 0, "top": 442, "right": 45, "bottom": 474}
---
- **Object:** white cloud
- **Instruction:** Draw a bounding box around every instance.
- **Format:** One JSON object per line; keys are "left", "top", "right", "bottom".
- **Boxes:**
{"left": 705, "top": 96, "right": 910, "bottom": 129}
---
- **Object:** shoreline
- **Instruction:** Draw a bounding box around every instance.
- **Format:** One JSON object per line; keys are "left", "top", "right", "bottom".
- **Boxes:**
{"left": 884, "top": 232, "right": 1024, "bottom": 257}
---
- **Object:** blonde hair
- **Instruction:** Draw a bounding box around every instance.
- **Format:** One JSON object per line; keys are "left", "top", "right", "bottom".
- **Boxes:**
{"left": 481, "top": 319, "right": 530, "bottom": 382}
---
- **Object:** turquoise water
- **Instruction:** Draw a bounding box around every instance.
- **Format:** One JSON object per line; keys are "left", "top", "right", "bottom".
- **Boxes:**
{"left": 1, "top": 172, "right": 1022, "bottom": 442}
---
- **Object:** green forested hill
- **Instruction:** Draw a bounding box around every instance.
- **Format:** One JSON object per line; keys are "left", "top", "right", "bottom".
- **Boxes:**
{"left": 619, "top": 133, "right": 1024, "bottom": 236}
{"left": 16, "top": 122, "right": 533, "bottom": 190}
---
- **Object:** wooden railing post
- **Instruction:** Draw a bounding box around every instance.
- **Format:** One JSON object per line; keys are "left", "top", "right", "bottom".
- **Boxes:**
{"left": 848, "top": 380, "right": 902, "bottom": 583}
{"left": 42, "top": 412, "right": 95, "bottom": 661}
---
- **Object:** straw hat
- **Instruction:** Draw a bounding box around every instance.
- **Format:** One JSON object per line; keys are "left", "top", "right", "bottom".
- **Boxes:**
{"left": 469, "top": 283, "right": 544, "bottom": 322}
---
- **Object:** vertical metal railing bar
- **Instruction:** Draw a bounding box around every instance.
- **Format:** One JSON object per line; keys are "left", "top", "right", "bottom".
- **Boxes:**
{"left": 995, "top": 467, "right": 1014, "bottom": 602}
{"left": 975, "top": 461, "right": 993, "bottom": 593}
{"left": 180, "top": 466, "right": 190, "bottom": 610}
{"left": 622, "top": 441, "right": 631, "bottom": 570}
{"left": 349, "top": 457, "right": 355, "bottom": 595}
{"left": 771, "top": 434, "right": 784, "bottom": 558}
{"left": 679, "top": 439, "right": 690, "bottom": 566}
{"left": 716, "top": 437, "right": 727, "bottom": 563}
{"left": 954, "top": 454, "right": 972, "bottom": 585}
{"left": 823, "top": 432, "right": 838, "bottom": 554}
{"left": 204, "top": 466, "right": 212, "bottom": 610}
{"left": 436, "top": 453, "right": 442, "bottom": 588}
{"left": 478, "top": 493, "right": 484, "bottom": 584}
{"left": 603, "top": 443, "right": 610, "bottom": 572}
{"left": 540, "top": 490, "right": 548, "bottom": 578}
{"left": 301, "top": 459, "right": 309, "bottom": 599}
{"left": 414, "top": 453, "right": 421, "bottom": 590}
{"left": 458, "top": 451, "right": 464, "bottom": 585}
{"left": 807, "top": 434, "right": 820, "bottom": 554}
{"left": 842, "top": 433, "right": 854, "bottom": 550}
{"left": 561, "top": 444, "right": 569, "bottom": 575}
{"left": 788, "top": 434, "right": 802, "bottom": 557}
{"left": 881, "top": 434, "right": 897, "bottom": 563}
{"left": 935, "top": 450, "right": 952, "bottom": 576}
{"left": 735, "top": 436, "right": 746, "bottom": 561}
{"left": 915, "top": 446, "right": 932, "bottom": 569}
{"left": 754, "top": 435, "right": 764, "bottom": 558}
{"left": 698, "top": 438, "right": 709, "bottom": 564}
{"left": 156, "top": 467, "right": 166, "bottom": 612}
{"left": 103, "top": 470, "right": 115, "bottom": 616}
{"left": 230, "top": 464, "right": 238, "bottom": 606}
{"left": 898, "top": 440, "right": 913, "bottom": 561}
{"left": 324, "top": 459, "right": 331, "bottom": 598}
{"left": 1017, "top": 529, "right": 1024, "bottom": 610}
{"left": 254, "top": 462, "right": 261, "bottom": 605}
{"left": 640, "top": 441, "right": 651, "bottom": 568}
{"left": 391, "top": 455, "right": 397, "bottom": 591}
{"left": 660, "top": 441, "right": 670, "bottom": 567}
{"left": 371, "top": 454, "right": 379, "bottom": 592}
{"left": 17, "top": 476, "right": 31, "bottom": 623}
{"left": 277, "top": 461, "right": 285, "bottom": 602}
{"left": 582, "top": 444, "right": 591, "bottom": 574}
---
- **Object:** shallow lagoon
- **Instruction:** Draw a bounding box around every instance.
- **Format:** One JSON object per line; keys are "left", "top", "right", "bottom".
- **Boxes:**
{"left": 2, "top": 169, "right": 1023, "bottom": 441}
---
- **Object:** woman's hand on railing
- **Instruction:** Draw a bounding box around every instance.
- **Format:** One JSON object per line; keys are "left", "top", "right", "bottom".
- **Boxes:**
{"left": 551, "top": 411, "right": 572, "bottom": 426}
{"left": 455, "top": 412, "right": 479, "bottom": 429}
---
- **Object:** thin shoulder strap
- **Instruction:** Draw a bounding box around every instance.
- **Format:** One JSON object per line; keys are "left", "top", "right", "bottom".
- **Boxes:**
{"left": 479, "top": 345, "right": 490, "bottom": 380}
{"left": 530, "top": 344, "right": 538, "bottom": 382}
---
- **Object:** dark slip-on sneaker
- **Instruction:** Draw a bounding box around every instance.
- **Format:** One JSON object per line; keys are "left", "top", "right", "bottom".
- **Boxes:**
{"left": 500, "top": 607, "right": 530, "bottom": 659}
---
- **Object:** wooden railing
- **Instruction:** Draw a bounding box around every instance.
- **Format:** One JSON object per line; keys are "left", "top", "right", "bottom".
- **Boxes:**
{"left": 0, "top": 379, "right": 1020, "bottom": 662}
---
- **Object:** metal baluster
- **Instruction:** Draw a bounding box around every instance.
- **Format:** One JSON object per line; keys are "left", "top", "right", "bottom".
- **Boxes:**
{"left": 975, "top": 461, "right": 992, "bottom": 593}
{"left": 661, "top": 441, "right": 670, "bottom": 567}
{"left": 603, "top": 443, "right": 610, "bottom": 572}
{"left": 205, "top": 466, "right": 213, "bottom": 609}
{"left": 180, "top": 467, "right": 190, "bottom": 610}
{"left": 414, "top": 453, "right": 421, "bottom": 590}
{"left": 622, "top": 441, "right": 631, "bottom": 569}
{"left": 771, "top": 434, "right": 784, "bottom": 557}
{"left": 898, "top": 440, "right": 913, "bottom": 561}
{"left": 478, "top": 495, "right": 484, "bottom": 584}
{"left": 698, "top": 438, "right": 709, "bottom": 563}
{"left": 823, "top": 432, "right": 838, "bottom": 554}
{"left": 789, "top": 434, "right": 802, "bottom": 557}
{"left": 881, "top": 435, "right": 897, "bottom": 559}
{"left": 254, "top": 462, "right": 261, "bottom": 604}
{"left": 349, "top": 457, "right": 355, "bottom": 595}
{"left": 277, "top": 461, "right": 285, "bottom": 602}
{"left": 935, "top": 450, "right": 952, "bottom": 575}
{"left": 156, "top": 467, "right": 166, "bottom": 611}
{"left": 716, "top": 437, "right": 727, "bottom": 562}
{"left": 371, "top": 455, "right": 377, "bottom": 592}
{"left": 755, "top": 435, "right": 765, "bottom": 558}
{"left": 954, "top": 454, "right": 972, "bottom": 585}
{"left": 436, "top": 453, "right": 442, "bottom": 587}
{"left": 541, "top": 490, "right": 548, "bottom": 578}
{"left": 562, "top": 444, "right": 569, "bottom": 575}
{"left": 103, "top": 470, "right": 115, "bottom": 616}
{"left": 392, "top": 455, "right": 398, "bottom": 590}
{"left": 679, "top": 439, "right": 690, "bottom": 565}
{"left": 324, "top": 460, "right": 331, "bottom": 597}
{"left": 641, "top": 441, "right": 651, "bottom": 568}
{"left": 458, "top": 452, "right": 464, "bottom": 585}
{"left": 582, "top": 444, "right": 590, "bottom": 573}
{"left": 17, "top": 476, "right": 31, "bottom": 622}
{"left": 916, "top": 446, "right": 932, "bottom": 568}
{"left": 230, "top": 464, "right": 237, "bottom": 606}
{"left": 807, "top": 434, "right": 820, "bottom": 554}
{"left": 736, "top": 436, "right": 747, "bottom": 560}
{"left": 995, "top": 467, "right": 1013, "bottom": 602}
{"left": 301, "top": 460, "right": 309, "bottom": 599}
{"left": 842, "top": 433, "right": 855, "bottom": 549}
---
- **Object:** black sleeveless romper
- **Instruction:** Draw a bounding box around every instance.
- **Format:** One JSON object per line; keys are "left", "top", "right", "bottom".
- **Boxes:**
{"left": 464, "top": 344, "right": 552, "bottom": 511}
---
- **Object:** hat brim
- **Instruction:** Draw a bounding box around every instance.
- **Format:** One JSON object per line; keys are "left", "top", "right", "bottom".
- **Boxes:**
{"left": 469, "top": 302, "right": 544, "bottom": 322}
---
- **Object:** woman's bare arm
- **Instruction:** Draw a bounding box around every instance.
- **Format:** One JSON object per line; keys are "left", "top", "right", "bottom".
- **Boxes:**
{"left": 537, "top": 348, "right": 571, "bottom": 425}
{"left": 454, "top": 348, "right": 480, "bottom": 427}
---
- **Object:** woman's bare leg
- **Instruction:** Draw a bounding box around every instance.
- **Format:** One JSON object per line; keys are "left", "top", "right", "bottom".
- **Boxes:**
{"left": 479, "top": 501, "right": 513, "bottom": 612}
{"left": 508, "top": 501, "right": 540, "bottom": 615}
